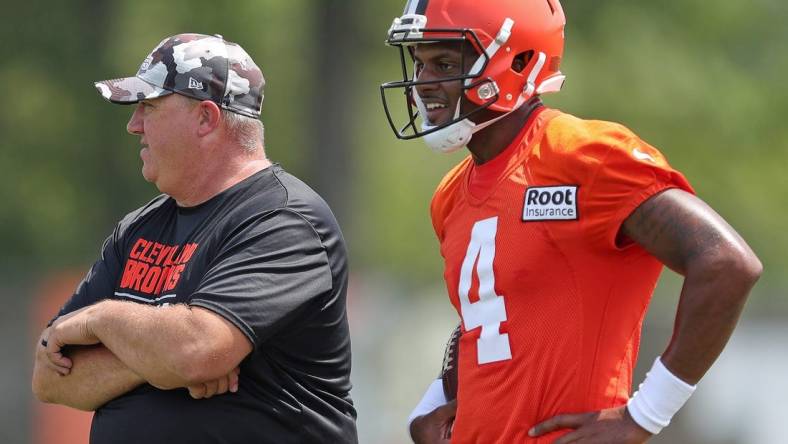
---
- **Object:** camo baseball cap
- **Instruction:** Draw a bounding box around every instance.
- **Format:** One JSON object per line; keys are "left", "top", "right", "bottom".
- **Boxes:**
{"left": 95, "top": 33, "right": 265, "bottom": 118}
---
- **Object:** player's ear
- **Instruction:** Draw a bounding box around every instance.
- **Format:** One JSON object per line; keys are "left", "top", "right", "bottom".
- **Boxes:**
{"left": 195, "top": 100, "right": 222, "bottom": 137}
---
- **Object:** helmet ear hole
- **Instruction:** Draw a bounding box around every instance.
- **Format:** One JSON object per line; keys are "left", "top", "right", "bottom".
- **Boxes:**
{"left": 511, "top": 50, "right": 534, "bottom": 73}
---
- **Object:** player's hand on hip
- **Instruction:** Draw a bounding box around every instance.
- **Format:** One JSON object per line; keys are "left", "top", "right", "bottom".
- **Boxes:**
{"left": 45, "top": 305, "right": 101, "bottom": 375}
{"left": 187, "top": 366, "right": 240, "bottom": 399}
{"left": 410, "top": 399, "right": 457, "bottom": 444}
{"left": 529, "top": 405, "right": 653, "bottom": 444}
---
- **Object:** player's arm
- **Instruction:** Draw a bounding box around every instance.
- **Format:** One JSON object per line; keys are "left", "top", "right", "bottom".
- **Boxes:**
{"left": 622, "top": 188, "right": 761, "bottom": 383}
{"left": 45, "top": 301, "right": 252, "bottom": 390}
{"left": 529, "top": 188, "right": 761, "bottom": 443}
{"left": 410, "top": 398, "right": 457, "bottom": 444}
{"left": 409, "top": 324, "right": 461, "bottom": 443}
{"left": 31, "top": 327, "right": 145, "bottom": 411}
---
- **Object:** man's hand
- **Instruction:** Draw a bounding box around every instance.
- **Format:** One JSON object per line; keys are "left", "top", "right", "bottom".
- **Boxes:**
{"left": 186, "top": 366, "right": 240, "bottom": 399}
{"left": 45, "top": 306, "right": 101, "bottom": 375}
{"left": 529, "top": 405, "right": 652, "bottom": 444}
{"left": 36, "top": 328, "right": 66, "bottom": 377}
{"left": 32, "top": 326, "right": 146, "bottom": 411}
{"left": 410, "top": 400, "right": 457, "bottom": 444}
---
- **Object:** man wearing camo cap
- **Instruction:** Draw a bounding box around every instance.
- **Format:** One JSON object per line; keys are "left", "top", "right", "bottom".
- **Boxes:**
{"left": 32, "top": 33, "right": 358, "bottom": 444}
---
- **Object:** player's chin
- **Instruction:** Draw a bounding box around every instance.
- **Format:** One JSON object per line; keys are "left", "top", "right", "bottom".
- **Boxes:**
{"left": 425, "top": 108, "right": 452, "bottom": 127}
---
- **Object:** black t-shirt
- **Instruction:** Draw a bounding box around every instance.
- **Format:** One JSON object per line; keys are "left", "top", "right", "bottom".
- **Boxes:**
{"left": 57, "top": 165, "right": 357, "bottom": 444}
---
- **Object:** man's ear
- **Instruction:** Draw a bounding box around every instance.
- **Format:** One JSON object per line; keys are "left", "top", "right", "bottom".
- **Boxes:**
{"left": 196, "top": 100, "right": 222, "bottom": 137}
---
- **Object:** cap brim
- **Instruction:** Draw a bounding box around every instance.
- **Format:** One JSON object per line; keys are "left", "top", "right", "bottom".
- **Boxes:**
{"left": 94, "top": 76, "right": 173, "bottom": 104}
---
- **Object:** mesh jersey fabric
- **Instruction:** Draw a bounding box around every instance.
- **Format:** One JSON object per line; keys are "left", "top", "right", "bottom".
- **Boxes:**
{"left": 430, "top": 107, "right": 694, "bottom": 443}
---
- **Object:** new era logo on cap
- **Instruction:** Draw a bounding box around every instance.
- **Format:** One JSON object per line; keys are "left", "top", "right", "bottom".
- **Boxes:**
{"left": 94, "top": 33, "right": 265, "bottom": 118}
{"left": 188, "top": 77, "right": 203, "bottom": 90}
{"left": 139, "top": 56, "right": 152, "bottom": 71}
{"left": 522, "top": 185, "right": 578, "bottom": 221}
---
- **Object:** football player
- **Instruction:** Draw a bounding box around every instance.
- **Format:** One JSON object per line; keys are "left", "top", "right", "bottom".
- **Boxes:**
{"left": 379, "top": 1, "right": 762, "bottom": 443}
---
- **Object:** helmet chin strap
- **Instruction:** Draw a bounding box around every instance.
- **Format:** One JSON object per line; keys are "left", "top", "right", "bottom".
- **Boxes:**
{"left": 416, "top": 93, "right": 515, "bottom": 154}
{"left": 414, "top": 48, "right": 549, "bottom": 154}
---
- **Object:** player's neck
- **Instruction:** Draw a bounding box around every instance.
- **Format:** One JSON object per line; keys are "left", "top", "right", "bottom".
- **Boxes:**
{"left": 467, "top": 99, "right": 542, "bottom": 165}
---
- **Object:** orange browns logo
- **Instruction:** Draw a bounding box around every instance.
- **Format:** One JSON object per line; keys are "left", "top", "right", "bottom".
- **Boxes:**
{"left": 119, "top": 238, "right": 199, "bottom": 296}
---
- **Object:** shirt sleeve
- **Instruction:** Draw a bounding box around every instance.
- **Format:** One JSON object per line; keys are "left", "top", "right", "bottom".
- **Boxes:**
{"left": 52, "top": 228, "right": 124, "bottom": 323}
{"left": 578, "top": 124, "right": 694, "bottom": 250}
{"left": 188, "top": 209, "right": 333, "bottom": 347}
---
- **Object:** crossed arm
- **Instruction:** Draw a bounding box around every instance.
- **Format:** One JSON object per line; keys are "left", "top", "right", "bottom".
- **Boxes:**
{"left": 32, "top": 329, "right": 144, "bottom": 411}
{"left": 32, "top": 301, "right": 252, "bottom": 411}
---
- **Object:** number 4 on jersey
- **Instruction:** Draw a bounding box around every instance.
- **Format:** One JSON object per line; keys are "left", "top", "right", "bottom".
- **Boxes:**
{"left": 458, "top": 216, "right": 512, "bottom": 364}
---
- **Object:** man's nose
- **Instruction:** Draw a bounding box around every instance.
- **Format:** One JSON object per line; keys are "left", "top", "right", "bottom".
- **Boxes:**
{"left": 126, "top": 104, "right": 144, "bottom": 135}
{"left": 414, "top": 67, "right": 440, "bottom": 97}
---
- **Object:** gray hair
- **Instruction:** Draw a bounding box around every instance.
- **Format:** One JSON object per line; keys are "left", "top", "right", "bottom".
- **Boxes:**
{"left": 221, "top": 110, "right": 265, "bottom": 152}
{"left": 178, "top": 94, "right": 265, "bottom": 152}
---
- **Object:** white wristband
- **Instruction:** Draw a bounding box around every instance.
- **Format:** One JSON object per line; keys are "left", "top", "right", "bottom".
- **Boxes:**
{"left": 627, "top": 356, "right": 696, "bottom": 435}
{"left": 407, "top": 379, "right": 448, "bottom": 429}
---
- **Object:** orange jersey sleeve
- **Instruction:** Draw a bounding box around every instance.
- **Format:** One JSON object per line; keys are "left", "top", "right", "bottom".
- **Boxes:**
{"left": 535, "top": 113, "right": 694, "bottom": 250}
{"left": 429, "top": 108, "right": 693, "bottom": 443}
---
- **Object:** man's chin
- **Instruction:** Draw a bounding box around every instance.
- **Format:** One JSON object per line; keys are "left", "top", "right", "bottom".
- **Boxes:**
{"left": 141, "top": 166, "right": 157, "bottom": 184}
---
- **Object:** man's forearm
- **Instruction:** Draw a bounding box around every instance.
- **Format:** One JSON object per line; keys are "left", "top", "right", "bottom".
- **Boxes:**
{"left": 32, "top": 343, "right": 145, "bottom": 411}
{"left": 84, "top": 300, "right": 249, "bottom": 389}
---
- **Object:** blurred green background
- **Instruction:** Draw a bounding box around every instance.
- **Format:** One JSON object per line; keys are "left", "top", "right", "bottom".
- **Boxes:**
{"left": 2, "top": 0, "right": 786, "bottom": 442}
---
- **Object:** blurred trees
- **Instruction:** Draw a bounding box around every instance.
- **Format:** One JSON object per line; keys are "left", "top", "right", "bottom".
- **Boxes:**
{"left": 1, "top": 0, "right": 785, "bottom": 305}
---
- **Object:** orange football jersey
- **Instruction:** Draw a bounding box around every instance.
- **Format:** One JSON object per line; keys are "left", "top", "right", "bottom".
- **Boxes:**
{"left": 430, "top": 107, "right": 694, "bottom": 443}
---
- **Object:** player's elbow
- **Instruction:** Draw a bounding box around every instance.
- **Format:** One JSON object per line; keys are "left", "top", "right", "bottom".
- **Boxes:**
{"left": 721, "top": 247, "right": 762, "bottom": 288}
{"left": 739, "top": 253, "right": 763, "bottom": 286}
{"left": 697, "top": 244, "right": 763, "bottom": 292}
